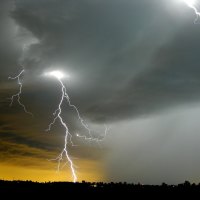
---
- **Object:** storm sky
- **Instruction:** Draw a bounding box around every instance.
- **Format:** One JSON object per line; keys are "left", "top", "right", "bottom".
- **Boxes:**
{"left": 1, "top": 0, "right": 200, "bottom": 184}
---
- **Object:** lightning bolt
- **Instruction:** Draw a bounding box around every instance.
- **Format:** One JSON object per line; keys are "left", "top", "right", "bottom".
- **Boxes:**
{"left": 45, "top": 71, "right": 108, "bottom": 182}
{"left": 183, "top": 0, "right": 200, "bottom": 23}
{"left": 8, "top": 69, "right": 33, "bottom": 116}
{"left": 46, "top": 75, "right": 77, "bottom": 182}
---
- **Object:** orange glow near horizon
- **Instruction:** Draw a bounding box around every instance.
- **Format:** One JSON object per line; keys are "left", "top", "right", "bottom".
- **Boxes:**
{"left": 0, "top": 160, "right": 105, "bottom": 182}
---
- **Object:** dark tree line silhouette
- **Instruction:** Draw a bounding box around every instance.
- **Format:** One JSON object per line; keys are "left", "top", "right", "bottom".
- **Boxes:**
{"left": 1, "top": 180, "right": 200, "bottom": 197}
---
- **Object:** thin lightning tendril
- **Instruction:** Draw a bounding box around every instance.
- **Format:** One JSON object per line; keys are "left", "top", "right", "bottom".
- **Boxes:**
{"left": 76, "top": 124, "right": 109, "bottom": 144}
{"left": 184, "top": 0, "right": 200, "bottom": 23}
{"left": 46, "top": 74, "right": 108, "bottom": 182}
{"left": 8, "top": 69, "right": 33, "bottom": 116}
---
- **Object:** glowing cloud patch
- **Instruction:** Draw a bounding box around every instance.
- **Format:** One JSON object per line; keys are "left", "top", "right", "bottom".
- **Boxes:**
{"left": 183, "top": 0, "right": 196, "bottom": 7}
{"left": 45, "top": 70, "right": 69, "bottom": 80}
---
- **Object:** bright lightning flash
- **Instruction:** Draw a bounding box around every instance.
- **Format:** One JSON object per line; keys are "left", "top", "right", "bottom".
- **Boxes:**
{"left": 182, "top": 0, "right": 200, "bottom": 23}
{"left": 46, "top": 70, "right": 67, "bottom": 80}
{"left": 8, "top": 69, "right": 33, "bottom": 116}
{"left": 45, "top": 70, "right": 108, "bottom": 182}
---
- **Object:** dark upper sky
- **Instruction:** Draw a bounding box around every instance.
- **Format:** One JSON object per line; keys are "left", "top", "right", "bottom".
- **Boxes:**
{"left": 1, "top": 0, "right": 200, "bottom": 184}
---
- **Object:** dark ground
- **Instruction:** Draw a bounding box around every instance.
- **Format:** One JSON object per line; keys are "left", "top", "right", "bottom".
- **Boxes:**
{"left": 0, "top": 180, "right": 200, "bottom": 197}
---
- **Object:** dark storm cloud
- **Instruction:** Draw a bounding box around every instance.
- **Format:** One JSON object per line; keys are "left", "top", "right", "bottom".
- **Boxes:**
{"left": 0, "top": 129, "right": 54, "bottom": 151}
{"left": 1, "top": 0, "right": 199, "bottom": 147}
{"left": 0, "top": 0, "right": 23, "bottom": 80}
{"left": 89, "top": 23, "right": 200, "bottom": 121}
{"left": 7, "top": 0, "right": 193, "bottom": 123}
